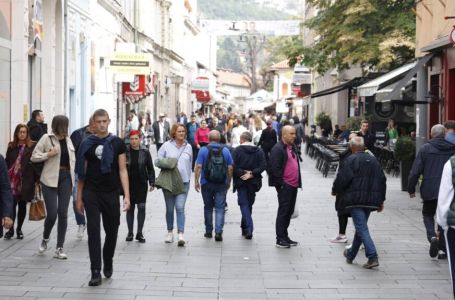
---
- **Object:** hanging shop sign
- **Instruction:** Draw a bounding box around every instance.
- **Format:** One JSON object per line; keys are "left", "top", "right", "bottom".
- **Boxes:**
{"left": 191, "top": 76, "right": 210, "bottom": 91}
{"left": 110, "top": 52, "right": 151, "bottom": 75}
{"left": 194, "top": 90, "right": 211, "bottom": 102}
{"left": 122, "top": 75, "right": 146, "bottom": 97}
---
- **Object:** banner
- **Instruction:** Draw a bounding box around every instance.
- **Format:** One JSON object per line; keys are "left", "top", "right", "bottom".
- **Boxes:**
{"left": 110, "top": 52, "right": 151, "bottom": 75}
{"left": 200, "top": 20, "right": 300, "bottom": 36}
{"left": 32, "top": 0, "right": 43, "bottom": 41}
{"left": 191, "top": 76, "right": 210, "bottom": 92}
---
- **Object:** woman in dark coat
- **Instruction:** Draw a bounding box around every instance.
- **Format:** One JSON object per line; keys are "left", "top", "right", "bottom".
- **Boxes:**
{"left": 125, "top": 130, "right": 155, "bottom": 243}
{"left": 5, "top": 124, "right": 37, "bottom": 239}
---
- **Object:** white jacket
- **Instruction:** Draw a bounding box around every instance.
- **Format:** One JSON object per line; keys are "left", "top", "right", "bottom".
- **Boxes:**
{"left": 437, "top": 160, "right": 455, "bottom": 231}
{"left": 31, "top": 133, "right": 75, "bottom": 188}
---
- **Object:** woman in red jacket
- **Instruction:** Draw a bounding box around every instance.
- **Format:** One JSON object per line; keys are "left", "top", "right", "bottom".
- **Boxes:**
{"left": 5, "top": 124, "right": 37, "bottom": 239}
{"left": 194, "top": 120, "right": 210, "bottom": 149}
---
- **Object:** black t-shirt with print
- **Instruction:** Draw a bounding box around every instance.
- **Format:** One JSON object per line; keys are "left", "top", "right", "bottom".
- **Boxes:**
{"left": 84, "top": 136, "right": 126, "bottom": 192}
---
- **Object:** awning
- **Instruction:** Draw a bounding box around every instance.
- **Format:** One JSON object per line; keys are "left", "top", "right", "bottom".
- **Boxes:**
{"left": 421, "top": 35, "right": 451, "bottom": 53}
{"left": 386, "top": 53, "right": 434, "bottom": 101}
{"left": 357, "top": 62, "right": 417, "bottom": 97}
{"left": 310, "top": 77, "right": 364, "bottom": 98}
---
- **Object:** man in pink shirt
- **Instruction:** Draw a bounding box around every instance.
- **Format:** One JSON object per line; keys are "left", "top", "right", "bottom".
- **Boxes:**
{"left": 268, "top": 125, "right": 302, "bottom": 248}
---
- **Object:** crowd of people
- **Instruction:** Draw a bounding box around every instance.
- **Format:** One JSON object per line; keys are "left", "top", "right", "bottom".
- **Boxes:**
{"left": 0, "top": 108, "right": 453, "bottom": 296}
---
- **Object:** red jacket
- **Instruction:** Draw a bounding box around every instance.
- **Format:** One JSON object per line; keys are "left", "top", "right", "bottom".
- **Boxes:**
{"left": 194, "top": 127, "right": 210, "bottom": 145}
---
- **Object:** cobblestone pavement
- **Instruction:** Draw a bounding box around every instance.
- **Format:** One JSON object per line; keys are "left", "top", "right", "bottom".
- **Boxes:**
{"left": 0, "top": 149, "right": 452, "bottom": 299}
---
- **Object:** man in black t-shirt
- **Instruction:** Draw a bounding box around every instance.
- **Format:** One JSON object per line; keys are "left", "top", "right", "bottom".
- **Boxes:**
{"left": 75, "top": 109, "right": 130, "bottom": 287}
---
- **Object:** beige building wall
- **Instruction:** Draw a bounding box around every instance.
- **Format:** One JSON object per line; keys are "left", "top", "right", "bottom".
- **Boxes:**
{"left": 416, "top": 0, "right": 455, "bottom": 57}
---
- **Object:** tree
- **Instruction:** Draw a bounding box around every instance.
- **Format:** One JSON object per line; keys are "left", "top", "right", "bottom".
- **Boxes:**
{"left": 286, "top": 0, "right": 415, "bottom": 73}
{"left": 217, "top": 37, "right": 242, "bottom": 72}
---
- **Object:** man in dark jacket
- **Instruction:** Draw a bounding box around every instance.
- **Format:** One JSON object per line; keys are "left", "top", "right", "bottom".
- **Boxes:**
{"left": 408, "top": 124, "right": 455, "bottom": 259}
{"left": 358, "top": 120, "right": 375, "bottom": 151}
{"left": 233, "top": 132, "right": 267, "bottom": 239}
{"left": 269, "top": 125, "right": 301, "bottom": 248}
{"left": 258, "top": 120, "right": 277, "bottom": 166}
{"left": 333, "top": 136, "right": 386, "bottom": 269}
{"left": 0, "top": 155, "right": 14, "bottom": 234}
{"left": 27, "top": 110, "right": 48, "bottom": 142}
{"left": 152, "top": 113, "right": 170, "bottom": 151}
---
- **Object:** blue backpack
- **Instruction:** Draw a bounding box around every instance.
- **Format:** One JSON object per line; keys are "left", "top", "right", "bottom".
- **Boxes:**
{"left": 204, "top": 145, "right": 227, "bottom": 183}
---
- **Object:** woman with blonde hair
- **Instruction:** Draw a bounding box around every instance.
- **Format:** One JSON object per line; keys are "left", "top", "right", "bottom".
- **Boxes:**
{"left": 156, "top": 123, "right": 192, "bottom": 246}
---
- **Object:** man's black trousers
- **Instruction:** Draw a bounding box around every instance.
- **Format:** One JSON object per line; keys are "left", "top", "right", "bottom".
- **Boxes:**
{"left": 275, "top": 183, "right": 297, "bottom": 241}
{"left": 83, "top": 188, "right": 120, "bottom": 271}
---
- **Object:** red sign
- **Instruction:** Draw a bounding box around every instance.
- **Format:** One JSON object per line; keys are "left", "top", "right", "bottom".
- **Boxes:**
{"left": 194, "top": 90, "right": 211, "bottom": 102}
{"left": 122, "top": 75, "right": 145, "bottom": 97}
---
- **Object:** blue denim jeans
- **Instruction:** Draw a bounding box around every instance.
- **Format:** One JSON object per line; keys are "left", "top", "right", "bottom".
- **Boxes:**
{"left": 201, "top": 182, "right": 227, "bottom": 234}
{"left": 237, "top": 184, "right": 256, "bottom": 234}
{"left": 72, "top": 176, "right": 86, "bottom": 225}
{"left": 346, "top": 207, "right": 378, "bottom": 260}
{"left": 163, "top": 182, "right": 189, "bottom": 233}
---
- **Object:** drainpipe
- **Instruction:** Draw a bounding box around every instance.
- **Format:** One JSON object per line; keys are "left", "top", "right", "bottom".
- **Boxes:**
{"left": 64, "top": 0, "right": 68, "bottom": 115}
{"left": 416, "top": 61, "right": 428, "bottom": 150}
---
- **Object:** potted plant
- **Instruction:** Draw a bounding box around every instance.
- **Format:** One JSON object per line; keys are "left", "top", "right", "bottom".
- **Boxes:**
{"left": 394, "top": 135, "right": 415, "bottom": 191}
{"left": 315, "top": 112, "right": 332, "bottom": 137}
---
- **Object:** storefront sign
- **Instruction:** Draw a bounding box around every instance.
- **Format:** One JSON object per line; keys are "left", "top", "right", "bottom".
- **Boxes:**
{"left": 191, "top": 76, "right": 210, "bottom": 91}
{"left": 110, "top": 52, "right": 151, "bottom": 75}
{"left": 194, "top": 90, "right": 211, "bottom": 102}
{"left": 122, "top": 75, "right": 146, "bottom": 97}
{"left": 292, "top": 73, "right": 312, "bottom": 85}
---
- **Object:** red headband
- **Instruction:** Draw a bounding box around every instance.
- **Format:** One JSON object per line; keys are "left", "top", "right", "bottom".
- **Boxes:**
{"left": 129, "top": 130, "right": 141, "bottom": 137}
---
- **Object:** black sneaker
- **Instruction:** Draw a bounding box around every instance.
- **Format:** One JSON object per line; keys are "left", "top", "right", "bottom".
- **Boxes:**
{"left": 429, "top": 237, "right": 438, "bottom": 258}
{"left": 125, "top": 233, "right": 133, "bottom": 242}
{"left": 275, "top": 240, "right": 291, "bottom": 248}
{"left": 135, "top": 233, "right": 146, "bottom": 243}
{"left": 286, "top": 237, "right": 298, "bottom": 246}
{"left": 103, "top": 264, "right": 113, "bottom": 279}
{"left": 204, "top": 232, "right": 212, "bottom": 238}
{"left": 88, "top": 270, "right": 102, "bottom": 286}
{"left": 4, "top": 229, "right": 13, "bottom": 240}
{"left": 438, "top": 251, "right": 447, "bottom": 260}
{"left": 215, "top": 233, "right": 223, "bottom": 242}
{"left": 363, "top": 258, "right": 379, "bottom": 269}
{"left": 343, "top": 249, "right": 353, "bottom": 264}
{"left": 245, "top": 233, "right": 253, "bottom": 240}
{"left": 16, "top": 229, "right": 23, "bottom": 240}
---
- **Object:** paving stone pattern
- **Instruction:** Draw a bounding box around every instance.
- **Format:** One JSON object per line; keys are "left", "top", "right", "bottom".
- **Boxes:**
{"left": 0, "top": 150, "right": 452, "bottom": 299}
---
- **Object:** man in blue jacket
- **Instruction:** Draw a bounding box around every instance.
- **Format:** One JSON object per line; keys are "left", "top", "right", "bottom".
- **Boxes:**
{"left": 408, "top": 124, "right": 455, "bottom": 259}
{"left": 333, "top": 136, "right": 386, "bottom": 269}
{"left": 233, "top": 132, "right": 267, "bottom": 239}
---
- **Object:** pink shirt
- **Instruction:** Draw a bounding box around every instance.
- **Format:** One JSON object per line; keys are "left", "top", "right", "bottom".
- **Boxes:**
{"left": 283, "top": 145, "right": 299, "bottom": 187}
{"left": 194, "top": 127, "right": 210, "bottom": 145}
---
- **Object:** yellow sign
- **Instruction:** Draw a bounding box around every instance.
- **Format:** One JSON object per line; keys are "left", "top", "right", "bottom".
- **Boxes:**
{"left": 23, "top": 104, "right": 29, "bottom": 122}
{"left": 110, "top": 52, "right": 151, "bottom": 75}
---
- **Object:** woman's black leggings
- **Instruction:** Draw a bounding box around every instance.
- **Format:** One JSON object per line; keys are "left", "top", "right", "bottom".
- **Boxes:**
{"left": 338, "top": 215, "right": 348, "bottom": 235}
{"left": 13, "top": 201, "right": 27, "bottom": 231}
{"left": 126, "top": 203, "right": 146, "bottom": 234}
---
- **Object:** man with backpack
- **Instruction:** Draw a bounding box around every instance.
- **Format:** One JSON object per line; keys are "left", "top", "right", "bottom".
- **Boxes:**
{"left": 195, "top": 130, "right": 233, "bottom": 242}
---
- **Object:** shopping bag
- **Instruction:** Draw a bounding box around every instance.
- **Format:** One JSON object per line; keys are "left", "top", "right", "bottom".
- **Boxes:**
{"left": 29, "top": 184, "right": 46, "bottom": 221}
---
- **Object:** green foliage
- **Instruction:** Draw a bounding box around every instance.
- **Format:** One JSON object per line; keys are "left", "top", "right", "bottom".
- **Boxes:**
{"left": 345, "top": 115, "right": 373, "bottom": 131}
{"left": 197, "top": 0, "right": 290, "bottom": 20}
{"left": 315, "top": 112, "right": 332, "bottom": 128}
{"left": 394, "top": 135, "right": 415, "bottom": 161}
{"left": 287, "top": 0, "right": 416, "bottom": 73}
{"left": 217, "top": 37, "right": 242, "bottom": 72}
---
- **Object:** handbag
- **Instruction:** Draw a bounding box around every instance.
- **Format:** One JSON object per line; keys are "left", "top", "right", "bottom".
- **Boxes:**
{"left": 29, "top": 184, "right": 46, "bottom": 221}
{"left": 291, "top": 205, "right": 299, "bottom": 219}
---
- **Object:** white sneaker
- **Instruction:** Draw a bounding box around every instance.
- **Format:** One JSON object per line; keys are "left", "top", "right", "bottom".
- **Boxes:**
{"left": 38, "top": 239, "right": 49, "bottom": 253}
{"left": 54, "top": 247, "right": 68, "bottom": 259}
{"left": 177, "top": 233, "right": 185, "bottom": 247}
{"left": 165, "top": 232, "right": 174, "bottom": 243}
{"left": 77, "top": 225, "right": 86, "bottom": 240}
{"left": 331, "top": 235, "right": 348, "bottom": 243}
{"left": 345, "top": 243, "right": 364, "bottom": 250}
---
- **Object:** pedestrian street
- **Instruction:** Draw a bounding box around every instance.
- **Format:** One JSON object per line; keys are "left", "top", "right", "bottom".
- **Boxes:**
{"left": 0, "top": 153, "right": 451, "bottom": 300}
